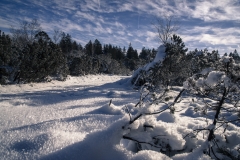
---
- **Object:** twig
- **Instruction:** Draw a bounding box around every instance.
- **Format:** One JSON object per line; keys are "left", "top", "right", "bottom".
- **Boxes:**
{"left": 109, "top": 99, "right": 112, "bottom": 106}
{"left": 122, "top": 135, "right": 162, "bottom": 149}
{"left": 125, "top": 105, "right": 132, "bottom": 121}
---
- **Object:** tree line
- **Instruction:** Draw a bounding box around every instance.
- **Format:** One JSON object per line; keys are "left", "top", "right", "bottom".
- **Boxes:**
{"left": 0, "top": 19, "right": 157, "bottom": 84}
{"left": 0, "top": 19, "right": 239, "bottom": 85}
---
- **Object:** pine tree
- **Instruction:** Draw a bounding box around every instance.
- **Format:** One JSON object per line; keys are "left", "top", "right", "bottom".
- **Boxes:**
{"left": 158, "top": 34, "right": 188, "bottom": 86}
{"left": 85, "top": 40, "right": 93, "bottom": 56}
{"left": 231, "top": 49, "right": 240, "bottom": 62}
{"left": 16, "top": 31, "right": 68, "bottom": 83}
{"left": 59, "top": 32, "right": 72, "bottom": 54}
{"left": 93, "top": 39, "right": 102, "bottom": 55}
{"left": 126, "top": 43, "right": 138, "bottom": 59}
{"left": 139, "top": 47, "right": 149, "bottom": 61}
{"left": 0, "top": 31, "right": 12, "bottom": 66}
{"left": 0, "top": 31, "right": 13, "bottom": 84}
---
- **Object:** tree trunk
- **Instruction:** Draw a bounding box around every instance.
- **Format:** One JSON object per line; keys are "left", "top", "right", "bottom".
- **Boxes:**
{"left": 207, "top": 88, "right": 227, "bottom": 141}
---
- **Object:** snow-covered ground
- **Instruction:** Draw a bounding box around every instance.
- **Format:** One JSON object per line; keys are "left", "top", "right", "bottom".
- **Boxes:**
{"left": 0, "top": 75, "right": 239, "bottom": 160}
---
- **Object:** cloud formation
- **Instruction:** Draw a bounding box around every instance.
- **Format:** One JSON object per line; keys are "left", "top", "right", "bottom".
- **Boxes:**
{"left": 0, "top": 0, "right": 239, "bottom": 54}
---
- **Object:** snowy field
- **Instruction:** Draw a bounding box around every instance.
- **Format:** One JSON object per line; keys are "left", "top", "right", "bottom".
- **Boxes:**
{"left": 0, "top": 75, "right": 239, "bottom": 160}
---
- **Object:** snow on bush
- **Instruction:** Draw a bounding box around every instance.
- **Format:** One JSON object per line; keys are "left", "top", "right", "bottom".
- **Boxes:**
{"left": 145, "top": 45, "right": 166, "bottom": 70}
{"left": 183, "top": 70, "right": 230, "bottom": 89}
{"left": 131, "top": 150, "right": 171, "bottom": 160}
{"left": 205, "top": 71, "right": 227, "bottom": 86}
{"left": 130, "top": 45, "right": 166, "bottom": 85}
{"left": 182, "top": 67, "right": 240, "bottom": 159}
{"left": 156, "top": 112, "right": 176, "bottom": 123}
{"left": 122, "top": 115, "right": 185, "bottom": 151}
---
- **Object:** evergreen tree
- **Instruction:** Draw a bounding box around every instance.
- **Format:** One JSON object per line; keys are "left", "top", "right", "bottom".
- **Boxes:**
{"left": 126, "top": 43, "right": 138, "bottom": 59}
{"left": 16, "top": 31, "right": 68, "bottom": 83}
{"left": 0, "top": 31, "right": 12, "bottom": 66}
{"left": 103, "top": 44, "right": 109, "bottom": 54}
{"left": 116, "top": 46, "right": 125, "bottom": 60}
{"left": 72, "top": 41, "right": 79, "bottom": 51}
{"left": 230, "top": 49, "right": 240, "bottom": 62}
{"left": 59, "top": 32, "right": 72, "bottom": 54}
{"left": 78, "top": 43, "right": 83, "bottom": 52}
{"left": 0, "top": 31, "right": 14, "bottom": 84}
{"left": 85, "top": 40, "right": 93, "bottom": 56}
{"left": 157, "top": 34, "right": 188, "bottom": 86}
{"left": 93, "top": 39, "right": 102, "bottom": 55}
{"left": 132, "top": 34, "right": 188, "bottom": 87}
{"left": 139, "top": 47, "right": 149, "bottom": 61}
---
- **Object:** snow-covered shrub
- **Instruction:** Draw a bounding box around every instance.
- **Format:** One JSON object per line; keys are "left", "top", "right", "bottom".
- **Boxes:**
{"left": 183, "top": 57, "right": 240, "bottom": 159}
{"left": 121, "top": 82, "right": 186, "bottom": 155}
{"left": 131, "top": 34, "right": 188, "bottom": 88}
{"left": 122, "top": 53, "right": 240, "bottom": 159}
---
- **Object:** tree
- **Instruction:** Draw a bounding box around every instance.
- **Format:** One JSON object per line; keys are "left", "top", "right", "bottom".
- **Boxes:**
{"left": 0, "top": 31, "right": 12, "bottom": 66}
{"left": 154, "top": 15, "right": 179, "bottom": 44}
{"left": 162, "top": 34, "right": 188, "bottom": 84}
{"left": 52, "top": 29, "right": 63, "bottom": 44}
{"left": 10, "top": 19, "right": 41, "bottom": 48}
{"left": 15, "top": 31, "right": 68, "bottom": 83}
{"left": 139, "top": 47, "right": 150, "bottom": 61}
{"left": 85, "top": 40, "right": 93, "bottom": 56}
{"left": 0, "top": 30, "right": 14, "bottom": 84}
{"left": 93, "top": 39, "right": 103, "bottom": 55}
{"left": 185, "top": 49, "right": 221, "bottom": 77}
{"left": 59, "top": 32, "right": 72, "bottom": 54}
{"left": 230, "top": 49, "right": 240, "bottom": 62}
{"left": 134, "top": 34, "right": 188, "bottom": 87}
{"left": 126, "top": 43, "right": 138, "bottom": 60}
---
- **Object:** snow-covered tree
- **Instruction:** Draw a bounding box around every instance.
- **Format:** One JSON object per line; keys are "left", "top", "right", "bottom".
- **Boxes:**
{"left": 131, "top": 34, "right": 188, "bottom": 88}
{"left": 183, "top": 56, "right": 240, "bottom": 159}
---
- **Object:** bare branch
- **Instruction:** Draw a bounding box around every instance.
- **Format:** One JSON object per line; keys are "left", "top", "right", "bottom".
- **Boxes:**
{"left": 10, "top": 19, "right": 41, "bottom": 47}
{"left": 52, "top": 29, "right": 63, "bottom": 44}
{"left": 153, "top": 15, "right": 180, "bottom": 45}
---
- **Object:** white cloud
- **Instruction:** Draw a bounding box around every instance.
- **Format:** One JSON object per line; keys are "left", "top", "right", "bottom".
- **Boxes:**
{"left": 0, "top": 18, "right": 18, "bottom": 31}
{"left": 181, "top": 26, "right": 240, "bottom": 46}
{"left": 0, "top": 0, "right": 239, "bottom": 53}
{"left": 75, "top": 11, "right": 97, "bottom": 22}
{"left": 146, "top": 31, "right": 157, "bottom": 42}
{"left": 184, "top": 0, "right": 240, "bottom": 22}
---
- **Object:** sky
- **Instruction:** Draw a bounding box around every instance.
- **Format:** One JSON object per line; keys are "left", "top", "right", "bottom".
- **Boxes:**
{"left": 0, "top": 0, "right": 240, "bottom": 54}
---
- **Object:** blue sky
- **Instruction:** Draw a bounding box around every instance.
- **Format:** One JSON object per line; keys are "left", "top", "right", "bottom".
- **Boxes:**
{"left": 0, "top": 0, "right": 239, "bottom": 54}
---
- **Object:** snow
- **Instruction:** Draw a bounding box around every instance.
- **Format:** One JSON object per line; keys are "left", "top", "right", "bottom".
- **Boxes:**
{"left": 157, "top": 112, "right": 176, "bottom": 123}
{"left": 221, "top": 55, "right": 231, "bottom": 63}
{"left": 145, "top": 45, "right": 166, "bottom": 70}
{"left": 205, "top": 71, "right": 225, "bottom": 86}
{"left": 131, "top": 45, "right": 166, "bottom": 85}
{"left": 154, "top": 45, "right": 166, "bottom": 63}
{"left": 0, "top": 75, "right": 239, "bottom": 159}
